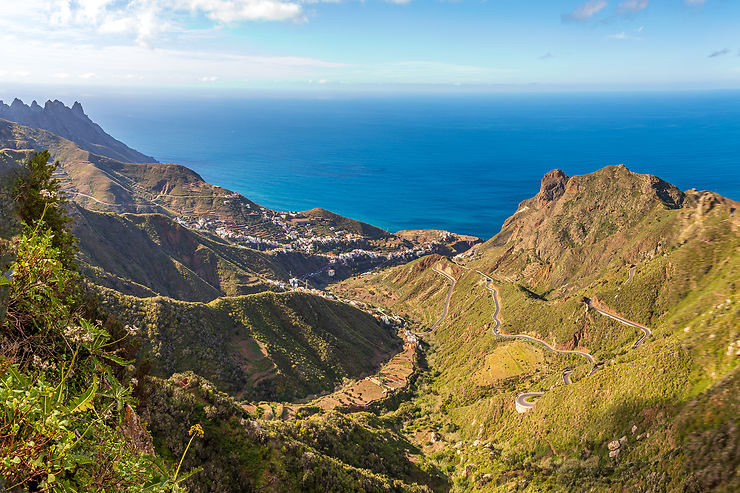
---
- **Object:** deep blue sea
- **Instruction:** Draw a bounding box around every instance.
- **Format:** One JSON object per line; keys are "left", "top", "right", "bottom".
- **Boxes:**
{"left": 84, "top": 91, "right": 740, "bottom": 240}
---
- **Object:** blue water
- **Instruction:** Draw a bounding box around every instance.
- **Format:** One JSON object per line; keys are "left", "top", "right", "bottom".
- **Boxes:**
{"left": 84, "top": 91, "right": 740, "bottom": 240}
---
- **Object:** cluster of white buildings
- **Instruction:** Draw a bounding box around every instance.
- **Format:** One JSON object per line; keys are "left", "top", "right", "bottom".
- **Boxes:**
{"left": 293, "top": 232, "right": 364, "bottom": 252}
{"left": 176, "top": 216, "right": 215, "bottom": 230}
{"left": 175, "top": 206, "right": 459, "bottom": 294}
{"left": 387, "top": 244, "right": 438, "bottom": 261}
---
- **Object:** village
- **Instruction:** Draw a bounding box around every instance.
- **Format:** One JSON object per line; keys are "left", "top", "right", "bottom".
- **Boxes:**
{"left": 172, "top": 196, "right": 453, "bottom": 288}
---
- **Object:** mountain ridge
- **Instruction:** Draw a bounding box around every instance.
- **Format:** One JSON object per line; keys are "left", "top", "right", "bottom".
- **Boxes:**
{"left": 0, "top": 99, "right": 156, "bottom": 163}
{"left": 2, "top": 100, "right": 738, "bottom": 492}
{"left": 333, "top": 163, "right": 738, "bottom": 491}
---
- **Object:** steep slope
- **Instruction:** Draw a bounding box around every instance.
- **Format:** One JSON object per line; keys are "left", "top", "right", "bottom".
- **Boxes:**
{"left": 334, "top": 254, "right": 458, "bottom": 328}
{"left": 0, "top": 119, "right": 479, "bottom": 302}
{"left": 0, "top": 148, "right": 32, "bottom": 176}
{"left": 0, "top": 118, "right": 263, "bottom": 219}
{"left": 0, "top": 152, "right": 21, "bottom": 323}
{"left": 476, "top": 165, "right": 734, "bottom": 287}
{"left": 0, "top": 99, "right": 155, "bottom": 163}
{"left": 447, "top": 169, "right": 738, "bottom": 490}
{"left": 72, "top": 207, "right": 298, "bottom": 301}
{"left": 98, "top": 287, "right": 402, "bottom": 401}
{"left": 336, "top": 166, "right": 739, "bottom": 491}
{"left": 141, "top": 373, "right": 440, "bottom": 492}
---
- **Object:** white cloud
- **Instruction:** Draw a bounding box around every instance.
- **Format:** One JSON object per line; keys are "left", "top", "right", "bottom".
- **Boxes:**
{"left": 607, "top": 26, "right": 644, "bottom": 40}
{"left": 0, "top": 1, "right": 413, "bottom": 48}
{"left": 0, "top": 40, "right": 350, "bottom": 86}
{"left": 562, "top": 1, "right": 609, "bottom": 22}
{"left": 183, "top": 0, "right": 304, "bottom": 23}
{"left": 0, "top": 0, "right": 308, "bottom": 47}
{"left": 617, "top": 0, "right": 649, "bottom": 15}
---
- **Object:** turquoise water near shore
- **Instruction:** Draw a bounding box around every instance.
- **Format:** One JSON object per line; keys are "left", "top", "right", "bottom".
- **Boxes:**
{"left": 86, "top": 91, "right": 740, "bottom": 239}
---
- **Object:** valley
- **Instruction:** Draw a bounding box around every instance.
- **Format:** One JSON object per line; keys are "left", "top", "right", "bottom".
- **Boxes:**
{"left": 0, "top": 102, "right": 738, "bottom": 492}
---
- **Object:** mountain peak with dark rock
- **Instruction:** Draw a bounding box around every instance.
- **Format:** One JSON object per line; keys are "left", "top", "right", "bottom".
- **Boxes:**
{"left": 0, "top": 98, "right": 156, "bottom": 164}
{"left": 71, "top": 101, "right": 85, "bottom": 116}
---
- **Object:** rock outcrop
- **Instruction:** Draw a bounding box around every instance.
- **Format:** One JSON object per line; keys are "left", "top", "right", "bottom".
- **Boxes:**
{"left": 0, "top": 98, "right": 156, "bottom": 164}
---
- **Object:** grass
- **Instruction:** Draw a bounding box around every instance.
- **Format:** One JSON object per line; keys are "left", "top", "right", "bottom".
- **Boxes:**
{"left": 471, "top": 341, "right": 544, "bottom": 386}
{"left": 327, "top": 166, "right": 739, "bottom": 491}
{"left": 98, "top": 287, "right": 402, "bottom": 402}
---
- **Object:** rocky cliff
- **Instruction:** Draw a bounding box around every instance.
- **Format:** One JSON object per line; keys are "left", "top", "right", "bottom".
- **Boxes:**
{"left": 0, "top": 98, "right": 156, "bottom": 163}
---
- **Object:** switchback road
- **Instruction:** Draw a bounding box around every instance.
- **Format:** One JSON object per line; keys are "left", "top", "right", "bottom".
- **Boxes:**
{"left": 585, "top": 298, "right": 651, "bottom": 348}
{"left": 441, "top": 260, "right": 651, "bottom": 411}
{"left": 477, "top": 272, "right": 595, "bottom": 410}
{"left": 415, "top": 266, "right": 456, "bottom": 336}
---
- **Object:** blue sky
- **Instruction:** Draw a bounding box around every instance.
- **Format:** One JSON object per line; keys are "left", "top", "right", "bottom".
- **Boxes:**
{"left": 0, "top": 0, "right": 738, "bottom": 91}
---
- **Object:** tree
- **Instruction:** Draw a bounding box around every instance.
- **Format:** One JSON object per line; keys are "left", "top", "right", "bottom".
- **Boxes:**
{"left": 13, "top": 150, "right": 77, "bottom": 267}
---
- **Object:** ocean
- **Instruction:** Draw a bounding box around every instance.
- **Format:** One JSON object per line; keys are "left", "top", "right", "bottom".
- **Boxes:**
{"left": 84, "top": 91, "right": 740, "bottom": 240}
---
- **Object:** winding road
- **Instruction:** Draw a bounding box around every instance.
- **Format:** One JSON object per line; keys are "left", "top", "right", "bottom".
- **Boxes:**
{"left": 474, "top": 269, "right": 652, "bottom": 410}
{"left": 483, "top": 276, "right": 595, "bottom": 364}
{"left": 415, "top": 266, "right": 456, "bottom": 336}
{"left": 562, "top": 370, "right": 574, "bottom": 385}
{"left": 585, "top": 298, "right": 652, "bottom": 349}
{"left": 515, "top": 392, "right": 545, "bottom": 410}
{"left": 476, "top": 272, "right": 595, "bottom": 410}
{"left": 428, "top": 259, "right": 652, "bottom": 411}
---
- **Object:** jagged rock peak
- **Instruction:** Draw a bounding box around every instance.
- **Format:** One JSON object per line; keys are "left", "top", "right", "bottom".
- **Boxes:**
{"left": 537, "top": 169, "right": 570, "bottom": 205}
{"left": 71, "top": 101, "right": 85, "bottom": 116}
{"left": 0, "top": 97, "right": 156, "bottom": 164}
{"left": 44, "top": 99, "right": 67, "bottom": 111}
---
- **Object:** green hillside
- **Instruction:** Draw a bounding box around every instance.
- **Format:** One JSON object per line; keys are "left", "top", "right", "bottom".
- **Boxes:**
{"left": 334, "top": 254, "right": 456, "bottom": 328}
{"left": 0, "top": 151, "right": 431, "bottom": 492}
{"left": 98, "top": 287, "right": 402, "bottom": 401}
{"left": 73, "top": 207, "right": 292, "bottom": 301}
{"left": 335, "top": 166, "right": 739, "bottom": 491}
{"left": 3, "top": 131, "right": 738, "bottom": 491}
{"left": 141, "top": 372, "right": 442, "bottom": 492}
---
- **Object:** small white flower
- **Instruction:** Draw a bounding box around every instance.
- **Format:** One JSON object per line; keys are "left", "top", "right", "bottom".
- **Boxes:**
{"left": 64, "top": 325, "right": 93, "bottom": 344}
{"left": 124, "top": 324, "right": 140, "bottom": 336}
{"left": 32, "top": 355, "right": 54, "bottom": 371}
